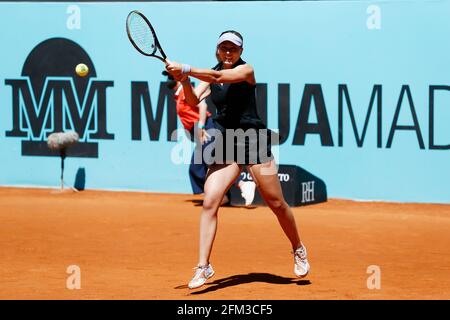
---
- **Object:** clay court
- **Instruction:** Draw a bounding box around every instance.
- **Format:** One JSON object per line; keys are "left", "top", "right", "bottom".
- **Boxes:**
{"left": 1, "top": 187, "right": 449, "bottom": 300}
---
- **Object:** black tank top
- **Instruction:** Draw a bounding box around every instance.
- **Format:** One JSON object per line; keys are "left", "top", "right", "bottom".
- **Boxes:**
{"left": 210, "top": 59, "right": 266, "bottom": 131}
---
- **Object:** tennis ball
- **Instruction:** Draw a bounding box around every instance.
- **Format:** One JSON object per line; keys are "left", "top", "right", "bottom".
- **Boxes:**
{"left": 75, "top": 63, "right": 89, "bottom": 77}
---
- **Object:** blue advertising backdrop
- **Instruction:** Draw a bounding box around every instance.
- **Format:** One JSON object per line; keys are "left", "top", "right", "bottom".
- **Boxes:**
{"left": 0, "top": 1, "right": 449, "bottom": 203}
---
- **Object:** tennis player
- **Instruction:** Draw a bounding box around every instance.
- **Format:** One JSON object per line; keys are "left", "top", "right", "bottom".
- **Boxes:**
{"left": 166, "top": 30, "right": 310, "bottom": 289}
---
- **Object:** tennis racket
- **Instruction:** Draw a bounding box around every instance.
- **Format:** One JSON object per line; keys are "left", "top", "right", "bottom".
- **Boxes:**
{"left": 126, "top": 10, "right": 168, "bottom": 63}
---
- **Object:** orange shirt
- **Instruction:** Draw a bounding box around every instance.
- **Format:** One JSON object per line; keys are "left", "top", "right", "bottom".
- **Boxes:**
{"left": 175, "top": 86, "right": 211, "bottom": 131}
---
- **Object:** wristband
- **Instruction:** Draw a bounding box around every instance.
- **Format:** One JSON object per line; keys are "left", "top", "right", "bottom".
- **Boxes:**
{"left": 198, "top": 123, "right": 205, "bottom": 129}
{"left": 181, "top": 64, "right": 191, "bottom": 74}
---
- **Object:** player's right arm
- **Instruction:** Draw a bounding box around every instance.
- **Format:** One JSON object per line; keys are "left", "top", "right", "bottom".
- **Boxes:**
{"left": 181, "top": 79, "right": 211, "bottom": 107}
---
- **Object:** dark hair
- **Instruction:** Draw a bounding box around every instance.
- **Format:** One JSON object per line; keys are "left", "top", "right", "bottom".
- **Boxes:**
{"left": 214, "top": 30, "right": 244, "bottom": 69}
{"left": 162, "top": 71, "right": 177, "bottom": 90}
{"left": 162, "top": 70, "right": 174, "bottom": 80}
{"left": 219, "top": 30, "right": 244, "bottom": 44}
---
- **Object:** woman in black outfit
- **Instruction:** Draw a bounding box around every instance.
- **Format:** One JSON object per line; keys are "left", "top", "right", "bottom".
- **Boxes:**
{"left": 166, "top": 30, "right": 310, "bottom": 289}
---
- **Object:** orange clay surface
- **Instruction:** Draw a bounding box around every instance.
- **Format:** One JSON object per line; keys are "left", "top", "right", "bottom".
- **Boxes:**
{"left": 1, "top": 187, "right": 450, "bottom": 300}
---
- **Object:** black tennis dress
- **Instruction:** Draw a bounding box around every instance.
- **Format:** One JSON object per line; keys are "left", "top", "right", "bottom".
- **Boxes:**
{"left": 208, "top": 58, "right": 273, "bottom": 165}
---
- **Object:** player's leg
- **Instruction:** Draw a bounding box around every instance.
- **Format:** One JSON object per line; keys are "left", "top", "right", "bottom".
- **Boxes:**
{"left": 198, "top": 162, "right": 241, "bottom": 265}
{"left": 247, "top": 159, "right": 310, "bottom": 277}
{"left": 189, "top": 162, "right": 242, "bottom": 289}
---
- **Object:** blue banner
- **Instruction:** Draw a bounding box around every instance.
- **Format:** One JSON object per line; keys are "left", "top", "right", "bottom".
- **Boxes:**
{"left": 0, "top": 1, "right": 449, "bottom": 203}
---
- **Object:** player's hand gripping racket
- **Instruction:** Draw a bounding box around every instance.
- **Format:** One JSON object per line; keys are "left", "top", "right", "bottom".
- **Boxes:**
{"left": 126, "top": 10, "right": 168, "bottom": 63}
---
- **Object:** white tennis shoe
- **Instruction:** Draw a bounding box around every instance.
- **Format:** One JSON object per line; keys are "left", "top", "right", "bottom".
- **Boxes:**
{"left": 240, "top": 181, "right": 256, "bottom": 206}
{"left": 293, "top": 244, "right": 310, "bottom": 278}
{"left": 188, "top": 264, "right": 215, "bottom": 289}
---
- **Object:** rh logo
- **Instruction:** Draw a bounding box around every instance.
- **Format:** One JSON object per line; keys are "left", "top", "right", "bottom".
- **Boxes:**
{"left": 302, "top": 181, "right": 315, "bottom": 203}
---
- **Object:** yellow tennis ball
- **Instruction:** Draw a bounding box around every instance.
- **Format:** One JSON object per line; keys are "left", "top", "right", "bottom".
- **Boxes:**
{"left": 75, "top": 63, "right": 89, "bottom": 77}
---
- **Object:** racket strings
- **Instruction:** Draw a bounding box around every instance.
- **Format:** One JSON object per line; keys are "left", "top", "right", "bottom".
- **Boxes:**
{"left": 128, "top": 14, "right": 156, "bottom": 54}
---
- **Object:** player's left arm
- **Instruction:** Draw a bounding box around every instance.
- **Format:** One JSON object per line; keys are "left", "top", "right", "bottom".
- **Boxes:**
{"left": 189, "top": 64, "right": 255, "bottom": 85}
{"left": 167, "top": 62, "right": 255, "bottom": 85}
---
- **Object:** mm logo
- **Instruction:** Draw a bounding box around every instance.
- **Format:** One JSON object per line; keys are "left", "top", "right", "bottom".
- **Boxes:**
{"left": 5, "top": 38, "right": 114, "bottom": 158}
